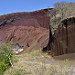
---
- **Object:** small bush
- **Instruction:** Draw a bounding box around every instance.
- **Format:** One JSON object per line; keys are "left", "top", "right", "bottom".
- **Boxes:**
{"left": 0, "top": 43, "right": 13, "bottom": 75}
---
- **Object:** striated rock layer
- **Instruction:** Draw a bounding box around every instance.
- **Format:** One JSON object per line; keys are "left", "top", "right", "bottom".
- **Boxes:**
{"left": 0, "top": 9, "right": 50, "bottom": 53}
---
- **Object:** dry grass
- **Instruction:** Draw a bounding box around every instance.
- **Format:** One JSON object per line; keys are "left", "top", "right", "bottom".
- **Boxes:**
{"left": 4, "top": 49, "right": 75, "bottom": 75}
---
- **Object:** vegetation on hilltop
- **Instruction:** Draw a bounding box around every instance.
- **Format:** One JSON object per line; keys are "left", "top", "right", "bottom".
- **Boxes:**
{"left": 49, "top": 2, "right": 75, "bottom": 28}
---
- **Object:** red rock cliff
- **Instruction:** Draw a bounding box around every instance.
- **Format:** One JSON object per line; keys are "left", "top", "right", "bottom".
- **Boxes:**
{"left": 0, "top": 9, "right": 50, "bottom": 53}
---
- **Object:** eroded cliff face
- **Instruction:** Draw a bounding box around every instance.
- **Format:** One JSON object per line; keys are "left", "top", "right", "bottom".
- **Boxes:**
{"left": 0, "top": 9, "right": 50, "bottom": 53}
{"left": 47, "top": 17, "right": 75, "bottom": 56}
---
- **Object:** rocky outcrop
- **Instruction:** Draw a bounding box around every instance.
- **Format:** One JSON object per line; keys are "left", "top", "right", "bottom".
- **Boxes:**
{"left": 0, "top": 8, "right": 75, "bottom": 56}
{"left": 0, "top": 8, "right": 51, "bottom": 54}
{"left": 47, "top": 17, "right": 75, "bottom": 56}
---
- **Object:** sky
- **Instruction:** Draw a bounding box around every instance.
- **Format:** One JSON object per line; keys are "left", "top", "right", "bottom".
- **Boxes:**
{"left": 0, "top": 0, "right": 75, "bottom": 15}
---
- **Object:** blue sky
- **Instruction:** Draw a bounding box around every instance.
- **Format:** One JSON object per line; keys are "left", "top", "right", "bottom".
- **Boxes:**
{"left": 0, "top": 0, "right": 75, "bottom": 15}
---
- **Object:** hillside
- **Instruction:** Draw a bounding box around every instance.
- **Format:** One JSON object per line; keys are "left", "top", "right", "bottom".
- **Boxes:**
{"left": 0, "top": 8, "right": 51, "bottom": 54}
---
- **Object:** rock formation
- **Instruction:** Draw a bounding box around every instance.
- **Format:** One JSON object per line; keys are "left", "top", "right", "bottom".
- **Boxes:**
{"left": 0, "top": 8, "right": 51, "bottom": 54}
{"left": 0, "top": 8, "right": 75, "bottom": 56}
{"left": 47, "top": 17, "right": 75, "bottom": 56}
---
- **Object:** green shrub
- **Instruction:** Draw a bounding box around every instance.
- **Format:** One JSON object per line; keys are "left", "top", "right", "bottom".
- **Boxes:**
{"left": 0, "top": 43, "right": 13, "bottom": 75}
